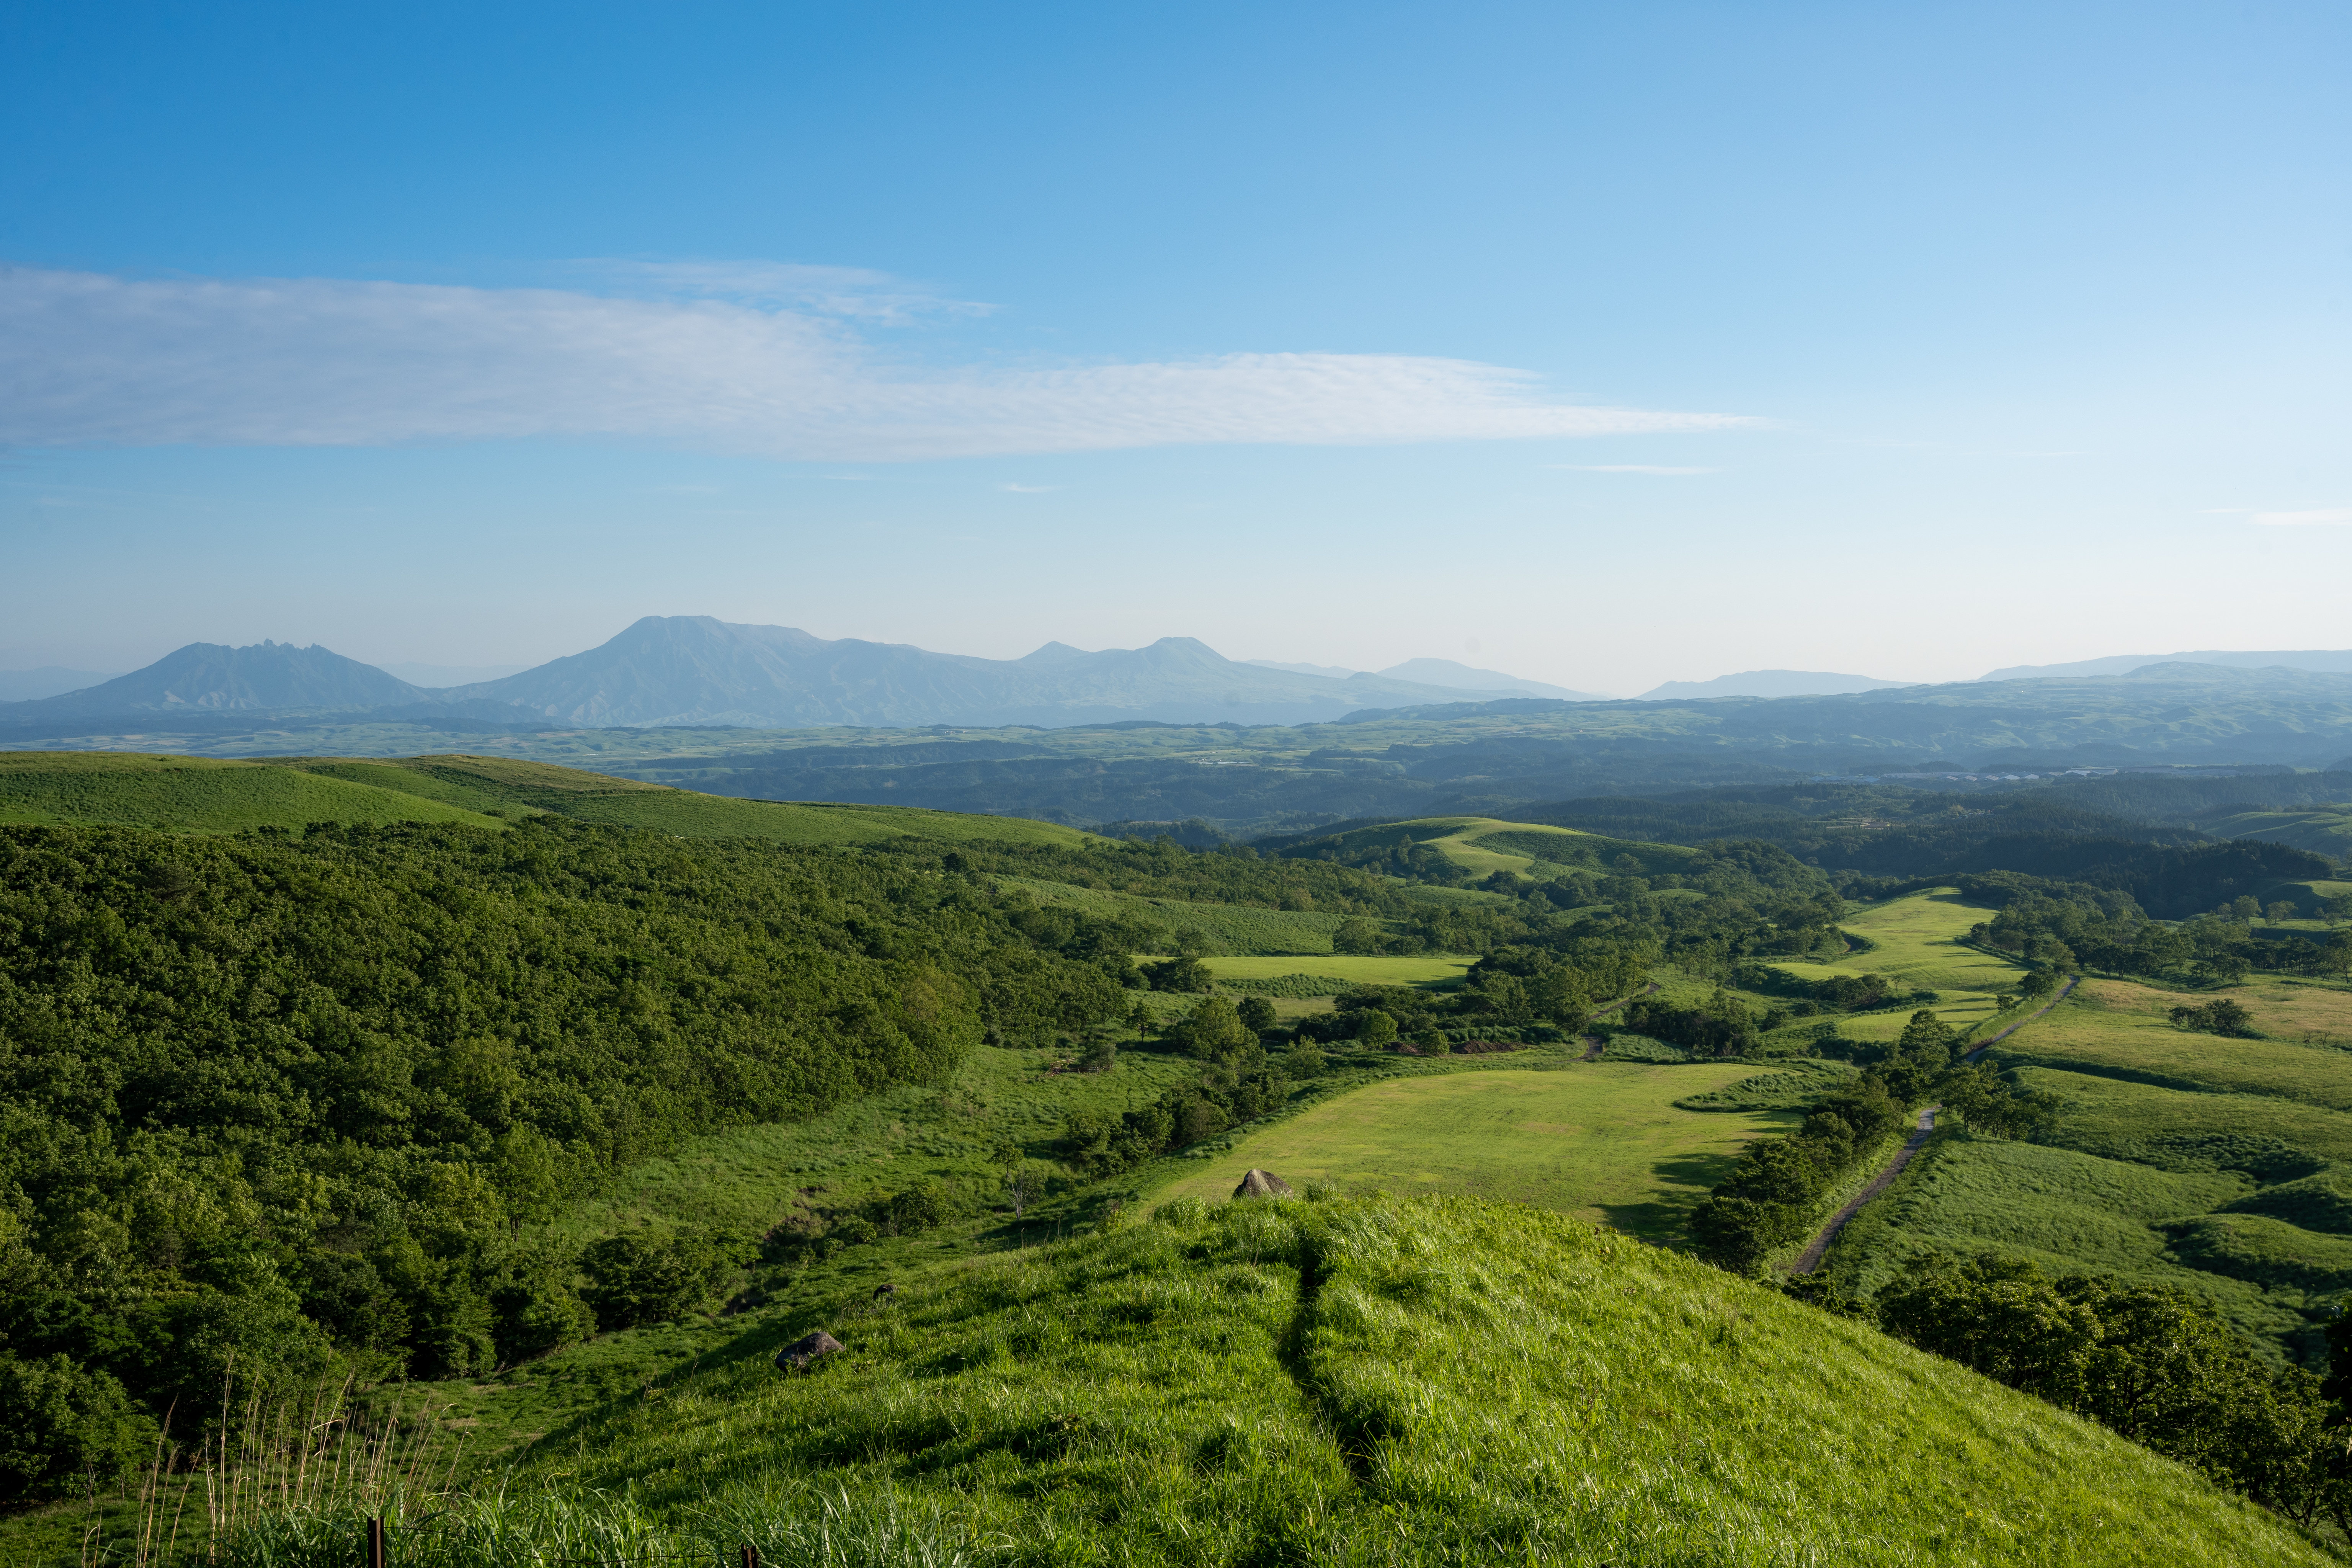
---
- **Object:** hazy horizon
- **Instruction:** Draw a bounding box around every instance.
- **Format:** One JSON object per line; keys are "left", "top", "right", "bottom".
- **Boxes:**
{"left": 5, "top": 3, "right": 2345, "bottom": 693}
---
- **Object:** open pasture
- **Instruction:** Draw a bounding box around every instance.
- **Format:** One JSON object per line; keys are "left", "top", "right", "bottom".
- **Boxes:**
{"left": 1771, "top": 886, "right": 2026, "bottom": 996}
{"left": 1147, "top": 1060, "right": 1799, "bottom": 1244}
{"left": 1989, "top": 978, "right": 2352, "bottom": 1112}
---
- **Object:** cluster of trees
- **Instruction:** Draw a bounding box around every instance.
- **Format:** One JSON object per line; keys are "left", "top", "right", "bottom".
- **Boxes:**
{"left": 0, "top": 817, "right": 1145, "bottom": 1501}
{"left": 2169, "top": 998, "right": 2258, "bottom": 1036}
{"left": 1620, "top": 992, "right": 1767, "bottom": 1057}
{"left": 1690, "top": 1013, "right": 2058, "bottom": 1271}
{"left": 1965, "top": 877, "right": 2352, "bottom": 985}
{"left": 1731, "top": 962, "right": 1930, "bottom": 1015}
{"left": 1875, "top": 1255, "right": 2352, "bottom": 1532}
{"left": 1064, "top": 998, "right": 1292, "bottom": 1176}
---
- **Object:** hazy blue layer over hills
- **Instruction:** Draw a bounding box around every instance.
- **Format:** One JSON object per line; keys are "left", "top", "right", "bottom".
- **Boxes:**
{"left": 1375, "top": 656, "right": 1607, "bottom": 699}
{"left": 1983, "top": 649, "right": 2352, "bottom": 680}
{"left": 0, "top": 666, "right": 120, "bottom": 702}
{"left": 1640, "top": 668, "right": 1909, "bottom": 699}
{"left": 1245, "top": 655, "right": 1607, "bottom": 699}
{"left": 439, "top": 615, "right": 1490, "bottom": 727}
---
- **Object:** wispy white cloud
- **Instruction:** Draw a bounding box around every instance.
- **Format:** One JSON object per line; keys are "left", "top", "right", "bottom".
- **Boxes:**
{"left": 2250, "top": 508, "right": 2352, "bottom": 526}
{"left": 998, "top": 482, "right": 1058, "bottom": 493}
{"left": 0, "top": 265, "right": 1756, "bottom": 462}
{"left": 562, "top": 259, "right": 992, "bottom": 323}
{"left": 1550, "top": 464, "right": 1716, "bottom": 475}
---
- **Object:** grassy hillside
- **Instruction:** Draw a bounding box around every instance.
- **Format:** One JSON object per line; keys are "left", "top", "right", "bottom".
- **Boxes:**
{"left": 0, "top": 750, "right": 1102, "bottom": 848}
{"left": 363, "top": 1193, "right": 2333, "bottom": 1567}
{"left": 0, "top": 752, "right": 507, "bottom": 831}
{"left": 1146, "top": 1062, "right": 1802, "bottom": 1244}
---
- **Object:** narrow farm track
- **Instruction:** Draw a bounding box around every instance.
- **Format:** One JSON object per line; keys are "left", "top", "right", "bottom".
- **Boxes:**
{"left": 1789, "top": 976, "right": 2080, "bottom": 1275}
{"left": 1578, "top": 982, "right": 1661, "bottom": 1060}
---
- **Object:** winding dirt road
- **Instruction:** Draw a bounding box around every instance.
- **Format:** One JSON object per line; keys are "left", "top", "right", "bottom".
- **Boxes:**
{"left": 1787, "top": 976, "right": 2079, "bottom": 1275}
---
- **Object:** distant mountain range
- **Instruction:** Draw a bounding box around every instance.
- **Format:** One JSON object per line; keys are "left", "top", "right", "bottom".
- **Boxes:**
{"left": 1981, "top": 650, "right": 2352, "bottom": 681}
{"left": 1639, "top": 670, "right": 1911, "bottom": 700}
{"left": 0, "top": 618, "right": 1575, "bottom": 733}
{"left": 1243, "top": 657, "right": 1606, "bottom": 700}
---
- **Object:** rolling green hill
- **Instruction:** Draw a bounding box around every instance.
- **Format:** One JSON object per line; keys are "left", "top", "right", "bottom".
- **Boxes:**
{"left": 357, "top": 1192, "right": 2331, "bottom": 1567}
{"left": 0, "top": 752, "right": 507, "bottom": 831}
{"left": 0, "top": 750, "right": 1102, "bottom": 848}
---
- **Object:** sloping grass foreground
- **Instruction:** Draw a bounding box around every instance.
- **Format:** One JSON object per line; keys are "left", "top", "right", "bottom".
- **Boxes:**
{"left": 238, "top": 1194, "right": 2329, "bottom": 1567}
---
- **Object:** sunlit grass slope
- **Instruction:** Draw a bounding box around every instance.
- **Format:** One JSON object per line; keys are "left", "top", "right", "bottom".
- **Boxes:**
{"left": 0, "top": 750, "right": 1100, "bottom": 847}
{"left": 0, "top": 751, "right": 505, "bottom": 831}
{"left": 466, "top": 1194, "right": 2327, "bottom": 1567}
{"left": 1147, "top": 1062, "right": 1803, "bottom": 1243}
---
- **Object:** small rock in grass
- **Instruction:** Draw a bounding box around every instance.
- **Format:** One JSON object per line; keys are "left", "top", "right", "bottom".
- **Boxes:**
{"left": 1234, "top": 1169, "right": 1295, "bottom": 1199}
{"left": 774, "top": 1330, "right": 844, "bottom": 1372}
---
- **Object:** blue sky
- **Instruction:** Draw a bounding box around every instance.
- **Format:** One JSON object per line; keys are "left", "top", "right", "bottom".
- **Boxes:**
{"left": 3, "top": 1, "right": 2346, "bottom": 694}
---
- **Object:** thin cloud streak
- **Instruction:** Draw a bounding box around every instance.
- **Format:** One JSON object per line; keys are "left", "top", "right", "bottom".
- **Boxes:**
{"left": 0, "top": 266, "right": 1756, "bottom": 462}
{"left": 1551, "top": 464, "right": 1716, "bottom": 474}
{"left": 2250, "top": 508, "right": 2352, "bottom": 526}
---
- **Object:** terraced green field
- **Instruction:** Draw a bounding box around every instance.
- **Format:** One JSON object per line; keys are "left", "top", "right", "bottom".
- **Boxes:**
{"left": 1992, "top": 978, "right": 2352, "bottom": 1109}
{"left": 1147, "top": 1059, "right": 1799, "bottom": 1243}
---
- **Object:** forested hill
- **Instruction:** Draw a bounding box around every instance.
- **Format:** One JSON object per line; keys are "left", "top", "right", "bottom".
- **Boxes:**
{"left": 0, "top": 817, "right": 1140, "bottom": 1435}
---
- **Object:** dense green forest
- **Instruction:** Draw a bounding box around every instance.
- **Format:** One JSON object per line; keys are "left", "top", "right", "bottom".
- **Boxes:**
{"left": 0, "top": 816, "right": 1153, "bottom": 1493}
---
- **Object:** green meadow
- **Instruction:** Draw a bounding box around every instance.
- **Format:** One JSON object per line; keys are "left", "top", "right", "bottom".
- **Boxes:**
{"left": 1772, "top": 885, "right": 2028, "bottom": 996}
{"left": 1146, "top": 1060, "right": 1800, "bottom": 1244}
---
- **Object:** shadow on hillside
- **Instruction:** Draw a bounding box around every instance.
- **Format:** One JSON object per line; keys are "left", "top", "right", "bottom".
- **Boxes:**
{"left": 1597, "top": 1150, "right": 1748, "bottom": 1243}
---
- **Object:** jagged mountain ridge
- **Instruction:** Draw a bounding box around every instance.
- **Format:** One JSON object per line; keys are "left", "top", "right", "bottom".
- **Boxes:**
{"left": 441, "top": 616, "right": 1508, "bottom": 727}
